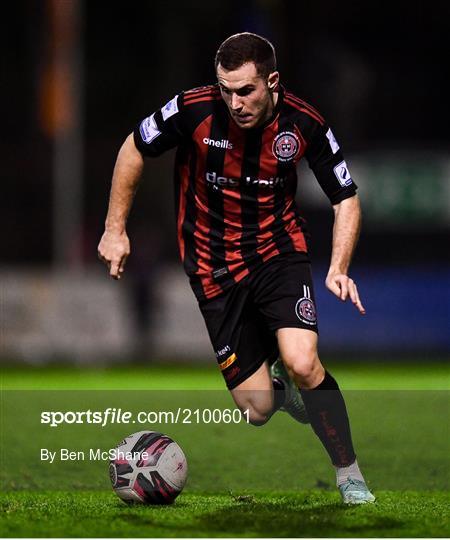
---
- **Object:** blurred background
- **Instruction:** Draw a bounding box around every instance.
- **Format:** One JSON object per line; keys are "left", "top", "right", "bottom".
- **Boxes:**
{"left": 2, "top": 0, "right": 449, "bottom": 365}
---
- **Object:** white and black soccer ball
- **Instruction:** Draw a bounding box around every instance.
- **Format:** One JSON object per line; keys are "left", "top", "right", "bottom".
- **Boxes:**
{"left": 109, "top": 431, "right": 188, "bottom": 504}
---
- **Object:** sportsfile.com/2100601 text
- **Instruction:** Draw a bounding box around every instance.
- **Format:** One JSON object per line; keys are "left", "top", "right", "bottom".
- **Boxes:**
{"left": 40, "top": 408, "right": 250, "bottom": 427}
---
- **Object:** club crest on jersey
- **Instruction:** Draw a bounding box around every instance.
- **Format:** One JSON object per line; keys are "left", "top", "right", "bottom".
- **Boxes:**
{"left": 272, "top": 131, "right": 300, "bottom": 162}
{"left": 295, "top": 285, "right": 317, "bottom": 326}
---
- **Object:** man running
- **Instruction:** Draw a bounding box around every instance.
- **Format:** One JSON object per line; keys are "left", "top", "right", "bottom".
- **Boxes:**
{"left": 98, "top": 32, "right": 375, "bottom": 504}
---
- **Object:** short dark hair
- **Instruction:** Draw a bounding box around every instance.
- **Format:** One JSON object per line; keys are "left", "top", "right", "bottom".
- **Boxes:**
{"left": 215, "top": 32, "right": 277, "bottom": 79}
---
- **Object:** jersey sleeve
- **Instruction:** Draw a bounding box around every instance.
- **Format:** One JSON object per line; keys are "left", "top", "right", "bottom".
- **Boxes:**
{"left": 133, "top": 94, "right": 186, "bottom": 157}
{"left": 303, "top": 119, "right": 357, "bottom": 205}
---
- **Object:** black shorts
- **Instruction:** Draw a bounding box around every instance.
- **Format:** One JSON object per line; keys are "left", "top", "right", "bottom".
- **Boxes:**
{"left": 197, "top": 253, "right": 318, "bottom": 390}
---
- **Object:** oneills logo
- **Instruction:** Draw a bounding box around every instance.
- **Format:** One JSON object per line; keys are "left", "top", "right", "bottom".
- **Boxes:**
{"left": 203, "top": 137, "right": 233, "bottom": 149}
{"left": 219, "top": 353, "right": 237, "bottom": 371}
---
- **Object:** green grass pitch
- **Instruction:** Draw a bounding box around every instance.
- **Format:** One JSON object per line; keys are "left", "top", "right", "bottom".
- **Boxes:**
{"left": 1, "top": 361, "right": 449, "bottom": 538}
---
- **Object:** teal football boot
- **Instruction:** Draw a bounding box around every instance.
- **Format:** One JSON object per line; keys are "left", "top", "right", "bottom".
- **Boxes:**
{"left": 339, "top": 477, "right": 376, "bottom": 504}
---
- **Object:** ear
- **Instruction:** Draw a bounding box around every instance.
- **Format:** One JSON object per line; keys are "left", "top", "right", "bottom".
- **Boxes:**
{"left": 267, "top": 71, "right": 280, "bottom": 90}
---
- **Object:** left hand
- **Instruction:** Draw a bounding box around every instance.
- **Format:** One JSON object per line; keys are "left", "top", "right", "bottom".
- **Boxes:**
{"left": 325, "top": 272, "right": 366, "bottom": 315}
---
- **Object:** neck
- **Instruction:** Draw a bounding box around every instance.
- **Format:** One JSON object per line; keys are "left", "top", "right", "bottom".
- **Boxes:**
{"left": 261, "top": 90, "right": 279, "bottom": 125}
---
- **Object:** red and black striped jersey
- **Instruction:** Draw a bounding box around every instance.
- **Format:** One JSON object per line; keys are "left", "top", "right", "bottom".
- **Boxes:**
{"left": 133, "top": 84, "right": 357, "bottom": 301}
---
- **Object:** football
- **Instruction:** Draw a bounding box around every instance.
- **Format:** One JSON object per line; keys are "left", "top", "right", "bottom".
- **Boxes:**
{"left": 109, "top": 431, "right": 188, "bottom": 504}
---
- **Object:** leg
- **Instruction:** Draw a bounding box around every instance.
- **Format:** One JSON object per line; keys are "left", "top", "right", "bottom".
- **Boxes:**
{"left": 230, "top": 361, "right": 274, "bottom": 426}
{"left": 196, "top": 281, "right": 280, "bottom": 426}
{"left": 246, "top": 255, "right": 374, "bottom": 502}
{"left": 276, "top": 328, "right": 324, "bottom": 389}
{"left": 277, "top": 327, "right": 356, "bottom": 466}
{"left": 277, "top": 327, "right": 375, "bottom": 503}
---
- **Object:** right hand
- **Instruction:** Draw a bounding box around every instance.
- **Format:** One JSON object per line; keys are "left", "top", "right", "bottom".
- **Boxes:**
{"left": 97, "top": 230, "right": 130, "bottom": 280}
{"left": 325, "top": 271, "right": 366, "bottom": 315}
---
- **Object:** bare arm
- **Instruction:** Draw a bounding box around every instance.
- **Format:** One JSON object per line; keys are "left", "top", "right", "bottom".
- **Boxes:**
{"left": 325, "top": 194, "right": 366, "bottom": 314}
{"left": 97, "top": 133, "right": 144, "bottom": 279}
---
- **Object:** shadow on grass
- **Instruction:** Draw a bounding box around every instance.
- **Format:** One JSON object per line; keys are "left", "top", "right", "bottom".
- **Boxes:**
{"left": 199, "top": 502, "right": 402, "bottom": 537}
{"left": 115, "top": 496, "right": 405, "bottom": 538}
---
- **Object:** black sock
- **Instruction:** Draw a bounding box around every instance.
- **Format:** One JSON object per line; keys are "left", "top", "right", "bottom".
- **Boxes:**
{"left": 300, "top": 371, "right": 356, "bottom": 467}
{"left": 272, "top": 377, "right": 285, "bottom": 410}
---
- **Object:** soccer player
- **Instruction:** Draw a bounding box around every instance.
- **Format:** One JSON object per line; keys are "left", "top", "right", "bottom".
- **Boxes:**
{"left": 98, "top": 32, "right": 375, "bottom": 504}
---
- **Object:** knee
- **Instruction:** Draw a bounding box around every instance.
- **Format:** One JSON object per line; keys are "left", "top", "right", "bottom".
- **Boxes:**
{"left": 282, "top": 346, "right": 323, "bottom": 388}
{"left": 290, "top": 356, "right": 318, "bottom": 381}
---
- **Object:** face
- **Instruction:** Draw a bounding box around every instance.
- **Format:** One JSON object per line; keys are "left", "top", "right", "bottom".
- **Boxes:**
{"left": 216, "top": 62, "right": 279, "bottom": 129}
